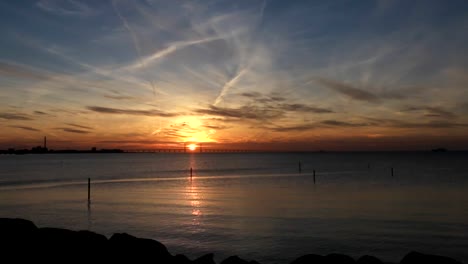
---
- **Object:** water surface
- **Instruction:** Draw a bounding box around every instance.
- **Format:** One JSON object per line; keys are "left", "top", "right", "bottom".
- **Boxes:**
{"left": 1, "top": 152, "right": 467, "bottom": 263}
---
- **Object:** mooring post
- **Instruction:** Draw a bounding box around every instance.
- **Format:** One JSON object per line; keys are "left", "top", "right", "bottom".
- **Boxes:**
{"left": 190, "top": 167, "right": 193, "bottom": 178}
{"left": 313, "top": 169, "right": 316, "bottom": 184}
{"left": 87, "top": 178, "right": 91, "bottom": 203}
{"left": 298, "top": 161, "right": 302, "bottom": 173}
{"left": 391, "top": 167, "right": 394, "bottom": 177}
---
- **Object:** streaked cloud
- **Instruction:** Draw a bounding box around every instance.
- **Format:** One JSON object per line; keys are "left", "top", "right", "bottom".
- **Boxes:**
{"left": 402, "top": 106, "right": 456, "bottom": 119}
{"left": 56, "top": 128, "right": 91, "bottom": 134}
{"left": 1, "top": 1, "right": 467, "bottom": 150}
{"left": 9, "top": 125, "right": 40, "bottom": 132}
{"left": 279, "top": 104, "right": 333, "bottom": 114}
{"left": 270, "top": 124, "right": 317, "bottom": 132}
{"left": 0, "top": 62, "right": 49, "bottom": 81}
{"left": 124, "top": 36, "right": 227, "bottom": 72}
{"left": 321, "top": 120, "right": 369, "bottom": 127}
{"left": 315, "top": 78, "right": 381, "bottom": 103}
{"left": 36, "top": 0, "right": 96, "bottom": 17}
{"left": 214, "top": 67, "right": 249, "bottom": 106}
{"left": 103, "top": 94, "right": 135, "bottom": 100}
{"left": 65, "top": 123, "right": 93, "bottom": 130}
{"left": 203, "top": 124, "right": 230, "bottom": 130}
{"left": 87, "top": 106, "right": 179, "bottom": 117}
{"left": 0, "top": 113, "right": 33, "bottom": 121}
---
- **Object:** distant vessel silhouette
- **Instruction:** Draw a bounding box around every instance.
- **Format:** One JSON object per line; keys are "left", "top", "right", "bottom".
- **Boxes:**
{"left": 432, "top": 148, "right": 447, "bottom": 152}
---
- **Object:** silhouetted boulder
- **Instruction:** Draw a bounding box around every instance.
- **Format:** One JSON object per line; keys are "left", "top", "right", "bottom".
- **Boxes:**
{"left": 0, "top": 218, "right": 38, "bottom": 261}
{"left": 326, "top": 253, "right": 355, "bottom": 264}
{"left": 1, "top": 218, "right": 466, "bottom": 264}
{"left": 109, "top": 232, "right": 171, "bottom": 263}
{"left": 356, "top": 255, "right": 383, "bottom": 264}
{"left": 0, "top": 217, "right": 37, "bottom": 242}
{"left": 291, "top": 254, "right": 326, "bottom": 264}
{"left": 36, "top": 227, "right": 108, "bottom": 262}
{"left": 171, "top": 254, "right": 192, "bottom": 264}
{"left": 0, "top": 218, "right": 37, "bottom": 233}
{"left": 221, "top": 255, "right": 250, "bottom": 264}
{"left": 400, "top": 251, "right": 462, "bottom": 264}
{"left": 193, "top": 253, "right": 216, "bottom": 264}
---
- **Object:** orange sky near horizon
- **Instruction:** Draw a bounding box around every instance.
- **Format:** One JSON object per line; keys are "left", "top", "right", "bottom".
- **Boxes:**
{"left": 1, "top": 1, "right": 468, "bottom": 151}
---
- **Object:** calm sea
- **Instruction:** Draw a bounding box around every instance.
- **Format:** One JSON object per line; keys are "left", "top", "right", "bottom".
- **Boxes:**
{"left": 1, "top": 152, "right": 467, "bottom": 263}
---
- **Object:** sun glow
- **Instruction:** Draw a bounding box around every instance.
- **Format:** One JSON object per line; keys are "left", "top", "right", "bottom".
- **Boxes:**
{"left": 188, "top": 144, "right": 197, "bottom": 151}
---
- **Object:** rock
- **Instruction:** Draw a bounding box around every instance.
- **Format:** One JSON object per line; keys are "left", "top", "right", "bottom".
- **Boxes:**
{"left": 109, "top": 232, "right": 171, "bottom": 263}
{"left": 0, "top": 218, "right": 38, "bottom": 261}
{"left": 326, "top": 253, "right": 355, "bottom": 264}
{"left": 400, "top": 251, "right": 462, "bottom": 264}
{"left": 356, "top": 255, "right": 383, "bottom": 264}
{"left": 290, "top": 254, "right": 326, "bottom": 264}
{"left": 0, "top": 218, "right": 37, "bottom": 235}
{"left": 193, "top": 253, "right": 216, "bottom": 264}
{"left": 221, "top": 255, "right": 250, "bottom": 264}
{"left": 171, "top": 254, "right": 192, "bottom": 264}
{"left": 36, "top": 227, "right": 108, "bottom": 262}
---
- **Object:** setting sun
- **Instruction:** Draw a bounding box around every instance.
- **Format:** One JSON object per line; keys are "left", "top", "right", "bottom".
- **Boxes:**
{"left": 188, "top": 144, "right": 197, "bottom": 151}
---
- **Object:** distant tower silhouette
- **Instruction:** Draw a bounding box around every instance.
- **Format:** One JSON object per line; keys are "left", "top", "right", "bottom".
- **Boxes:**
{"left": 44, "top": 136, "right": 47, "bottom": 149}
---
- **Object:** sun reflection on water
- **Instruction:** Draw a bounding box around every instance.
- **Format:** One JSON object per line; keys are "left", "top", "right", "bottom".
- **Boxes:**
{"left": 187, "top": 154, "right": 203, "bottom": 226}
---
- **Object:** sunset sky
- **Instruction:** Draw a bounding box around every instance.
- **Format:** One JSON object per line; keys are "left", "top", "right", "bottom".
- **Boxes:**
{"left": 1, "top": 0, "right": 468, "bottom": 151}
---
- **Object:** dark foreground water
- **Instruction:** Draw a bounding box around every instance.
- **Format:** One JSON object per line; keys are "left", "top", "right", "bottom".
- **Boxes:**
{"left": 1, "top": 152, "right": 467, "bottom": 263}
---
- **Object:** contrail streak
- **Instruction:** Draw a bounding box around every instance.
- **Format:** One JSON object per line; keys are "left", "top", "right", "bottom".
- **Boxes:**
{"left": 124, "top": 36, "right": 224, "bottom": 71}
{"left": 112, "top": 0, "right": 157, "bottom": 95}
{"left": 112, "top": 0, "right": 143, "bottom": 64}
{"left": 213, "top": 67, "right": 248, "bottom": 106}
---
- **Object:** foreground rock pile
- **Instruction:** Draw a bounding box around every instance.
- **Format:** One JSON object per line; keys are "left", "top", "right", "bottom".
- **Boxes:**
{"left": 0, "top": 218, "right": 462, "bottom": 264}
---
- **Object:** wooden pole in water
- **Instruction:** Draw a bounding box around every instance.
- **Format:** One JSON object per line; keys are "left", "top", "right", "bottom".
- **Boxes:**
{"left": 313, "top": 170, "right": 316, "bottom": 183}
{"left": 190, "top": 167, "right": 193, "bottom": 178}
{"left": 298, "top": 161, "right": 302, "bottom": 173}
{"left": 391, "top": 167, "right": 394, "bottom": 176}
{"left": 87, "top": 178, "right": 91, "bottom": 203}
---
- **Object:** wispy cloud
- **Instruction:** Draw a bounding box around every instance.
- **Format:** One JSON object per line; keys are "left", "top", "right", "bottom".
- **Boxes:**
{"left": 9, "top": 125, "right": 40, "bottom": 131}
{"left": 112, "top": 0, "right": 143, "bottom": 63}
{"left": 315, "top": 78, "right": 381, "bottom": 103}
{"left": 0, "top": 62, "right": 49, "bottom": 81}
{"left": 65, "top": 123, "right": 93, "bottom": 130}
{"left": 104, "top": 94, "right": 135, "bottom": 100}
{"left": 124, "top": 36, "right": 227, "bottom": 72}
{"left": 87, "top": 106, "right": 179, "bottom": 117}
{"left": 56, "top": 128, "right": 90, "bottom": 134}
{"left": 364, "top": 117, "right": 468, "bottom": 129}
{"left": 37, "top": 0, "right": 96, "bottom": 17}
{"left": 270, "top": 124, "right": 317, "bottom": 132}
{"left": 203, "top": 124, "right": 230, "bottom": 130}
{"left": 196, "top": 93, "right": 333, "bottom": 122}
{"left": 239, "top": 92, "right": 287, "bottom": 103}
{"left": 0, "top": 113, "right": 33, "bottom": 120}
{"left": 195, "top": 105, "right": 283, "bottom": 120}
{"left": 391, "top": 120, "right": 468, "bottom": 129}
{"left": 279, "top": 104, "right": 333, "bottom": 113}
{"left": 402, "top": 106, "right": 456, "bottom": 119}
{"left": 214, "top": 66, "right": 249, "bottom": 106}
{"left": 270, "top": 117, "right": 468, "bottom": 133}
{"left": 321, "top": 120, "right": 369, "bottom": 127}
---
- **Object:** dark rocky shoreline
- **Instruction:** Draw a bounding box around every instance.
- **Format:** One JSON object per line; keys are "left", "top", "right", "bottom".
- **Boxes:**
{"left": 0, "top": 218, "right": 462, "bottom": 264}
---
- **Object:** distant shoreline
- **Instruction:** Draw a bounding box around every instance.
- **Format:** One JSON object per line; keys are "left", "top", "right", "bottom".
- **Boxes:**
{"left": 2, "top": 149, "right": 468, "bottom": 155}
